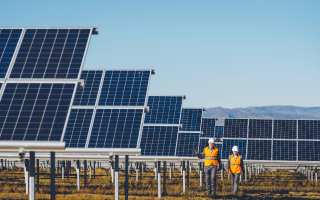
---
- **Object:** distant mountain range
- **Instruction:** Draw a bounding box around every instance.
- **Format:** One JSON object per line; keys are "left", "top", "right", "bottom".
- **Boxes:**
{"left": 203, "top": 106, "right": 320, "bottom": 126}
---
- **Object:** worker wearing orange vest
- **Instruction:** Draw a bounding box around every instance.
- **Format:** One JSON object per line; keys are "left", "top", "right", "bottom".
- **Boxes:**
{"left": 225, "top": 146, "right": 244, "bottom": 195}
{"left": 197, "top": 138, "right": 222, "bottom": 196}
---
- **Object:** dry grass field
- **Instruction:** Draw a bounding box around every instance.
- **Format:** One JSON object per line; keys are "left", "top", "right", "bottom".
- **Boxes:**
{"left": 0, "top": 166, "right": 319, "bottom": 199}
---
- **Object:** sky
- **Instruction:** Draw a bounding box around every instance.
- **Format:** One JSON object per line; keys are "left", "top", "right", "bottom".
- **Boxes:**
{"left": 1, "top": 1, "right": 319, "bottom": 108}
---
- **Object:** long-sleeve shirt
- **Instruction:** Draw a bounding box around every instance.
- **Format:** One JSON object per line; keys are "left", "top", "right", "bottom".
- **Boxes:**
{"left": 225, "top": 154, "right": 244, "bottom": 173}
{"left": 198, "top": 146, "right": 222, "bottom": 167}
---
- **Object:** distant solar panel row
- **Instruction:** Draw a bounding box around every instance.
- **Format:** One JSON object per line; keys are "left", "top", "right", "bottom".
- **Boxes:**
{"left": 0, "top": 29, "right": 22, "bottom": 78}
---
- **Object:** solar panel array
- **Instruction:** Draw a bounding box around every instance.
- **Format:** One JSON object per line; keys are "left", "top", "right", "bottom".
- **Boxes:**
{"left": 223, "top": 119, "right": 320, "bottom": 161}
{"left": 65, "top": 69, "right": 152, "bottom": 148}
{"left": 0, "top": 28, "right": 93, "bottom": 143}
{"left": 140, "top": 95, "right": 183, "bottom": 156}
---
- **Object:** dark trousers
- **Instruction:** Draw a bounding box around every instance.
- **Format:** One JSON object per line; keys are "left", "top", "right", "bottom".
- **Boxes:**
{"left": 204, "top": 165, "right": 217, "bottom": 192}
{"left": 230, "top": 173, "right": 241, "bottom": 194}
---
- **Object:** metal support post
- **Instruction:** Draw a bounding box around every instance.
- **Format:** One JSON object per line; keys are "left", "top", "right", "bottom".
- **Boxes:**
{"left": 115, "top": 155, "right": 119, "bottom": 200}
{"left": 111, "top": 161, "right": 114, "bottom": 184}
{"left": 94, "top": 161, "right": 96, "bottom": 179}
{"left": 29, "top": 152, "right": 35, "bottom": 200}
{"left": 25, "top": 159, "right": 29, "bottom": 194}
{"left": 182, "top": 161, "right": 186, "bottom": 193}
{"left": 245, "top": 165, "right": 247, "bottom": 182}
{"left": 200, "top": 162, "right": 202, "bottom": 186}
{"left": 76, "top": 160, "right": 80, "bottom": 190}
{"left": 169, "top": 163, "right": 172, "bottom": 179}
{"left": 158, "top": 161, "right": 161, "bottom": 199}
{"left": 62, "top": 161, "right": 65, "bottom": 180}
{"left": 187, "top": 161, "right": 189, "bottom": 187}
{"left": 37, "top": 159, "right": 39, "bottom": 192}
{"left": 84, "top": 160, "right": 87, "bottom": 187}
{"left": 125, "top": 155, "right": 129, "bottom": 200}
{"left": 163, "top": 161, "right": 166, "bottom": 196}
{"left": 50, "top": 152, "right": 55, "bottom": 200}
{"left": 136, "top": 162, "right": 138, "bottom": 182}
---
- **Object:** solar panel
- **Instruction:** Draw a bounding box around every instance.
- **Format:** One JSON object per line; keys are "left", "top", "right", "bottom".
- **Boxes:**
{"left": 73, "top": 70, "right": 103, "bottom": 106}
{"left": 248, "top": 119, "right": 272, "bottom": 139}
{"left": 0, "top": 82, "right": 76, "bottom": 141}
{"left": 88, "top": 109, "right": 143, "bottom": 148}
{"left": 224, "top": 119, "right": 248, "bottom": 138}
{"left": 175, "top": 132, "right": 200, "bottom": 157}
{"left": 273, "top": 120, "right": 297, "bottom": 139}
{"left": 221, "top": 139, "right": 247, "bottom": 159}
{"left": 215, "top": 126, "right": 224, "bottom": 138}
{"left": 98, "top": 70, "right": 151, "bottom": 106}
{"left": 298, "top": 141, "right": 320, "bottom": 161}
{"left": 272, "top": 140, "right": 296, "bottom": 161}
{"left": 140, "top": 126, "right": 179, "bottom": 156}
{"left": 180, "top": 108, "right": 203, "bottom": 131}
{"left": 10, "top": 28, "right": 92, "bottom": 79}
{"left": 0, "top": 29, "right": 23, "bottom": 78}
{"left": 144, "top": 96, "right": 183, "bottom": 124}
{"left": 247, "top": 140, "right": 271, "bottom": 160}
{"left": 199, "top": 138, "right": 222, "bottom": 157}
{"left": 64, "top": 109, "right": 94, "bottom": 148}
{"left": 298, "top": 120, "right": 320, "bottom": 139}
{"left": 201, "top": 118, "right": 216, "bottom": 137}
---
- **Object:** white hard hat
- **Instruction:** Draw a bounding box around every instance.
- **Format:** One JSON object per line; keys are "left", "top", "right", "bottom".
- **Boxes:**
{"left": 208, "top": 138, "right": 215, "bottom": 144}
{"left": 232, "top": 146, "right": 239, "bottom": 152}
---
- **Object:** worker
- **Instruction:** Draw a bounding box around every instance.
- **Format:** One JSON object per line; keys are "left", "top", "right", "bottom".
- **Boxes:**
{"left": 197, "top": 138, "right": 222, "bottom": 196}
{"left": 225, "top": 146, "right": 244, "bottom": 195}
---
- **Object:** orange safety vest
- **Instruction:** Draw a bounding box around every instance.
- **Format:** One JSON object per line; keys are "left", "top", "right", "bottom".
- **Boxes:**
{"left": 229, "top": 154, "right": 242, "bottom": 174}
{"left": 204, "top": 147, "right": 219, "bottom": 166}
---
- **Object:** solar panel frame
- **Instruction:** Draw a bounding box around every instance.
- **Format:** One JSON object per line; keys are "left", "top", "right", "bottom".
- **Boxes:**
{"left": 180, "top": 108, "right": 203, "bottom": 132}
{"left": 272, "top": 140, "right": 296, "bottom": 161}
{"left": 247, "top": 139, "right": 272, "bottom": 160}
{"left": 223, "top": 118, "right": 248, "bottom": 138}
{"left": 248, "top": 119, "right": 272, "bottom": 139}
{"left": 298, "top": 120, "right": 320, "bottom": 140}
{"left": 273, "top": 119, "right": 297, "bottom": 139}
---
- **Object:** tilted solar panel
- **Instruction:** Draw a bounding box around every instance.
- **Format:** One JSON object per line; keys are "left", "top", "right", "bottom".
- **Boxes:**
{"left": 64, "top": 109, "right": 94, "bottom": 148}
{"left": 140, "top": 126, "right": 179, "bottom": 156}
{"left": 248, "top": 119, "right": 272, "bottom": 139}
{"left": 99, "top": 70, "right": 150, "bottom": 106}
{"left": 180, "top": 108, "right": 203, "bottom": 132}
{"left": 221, "top": 139, "right": 247, "bottom": 159}
{"left": 298, "top": 141, "right": 320, "bottom": 161}
{"left": 10, "top": 28, "right": 92, "bottom": 79}
{"left": 88, "top": 109, "right": 143, "bottom": 148}
{"left": 247, "top": 139, "right": 271, "bottom": 160}
{"left": 298, "top": 120, "right": 320, "bottom": 139}
{"left": 0, "top": 83, "right": 76, "bottom": 141}
{"left": 73, "top": 70, "right": 103, "bottom": 106}
{"left": 273, "top": 120, "right": 297, "bottom": 139}
{"left": 144, "top": 96, "right": 183, "bottom": 124}
{"left": 215, "top": 126, "right": 224, "bottom": 138}
{"left": 272, "top": 140, "right": 296, "bottom": 161}
{"left": 201, "top": 118, "right": 216, "bottom": 137}
{"left": 0, "top": 29, "right": 23, "bottom": 78}
{"left": 224, "top": 119, "right": 248, "bottom": 138}
{"left": 175, "top": 132, "right": 200, "bottom": 157}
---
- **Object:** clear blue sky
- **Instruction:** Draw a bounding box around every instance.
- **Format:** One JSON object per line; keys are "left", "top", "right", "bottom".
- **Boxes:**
{"left": 1, "top": 1, "right": 319, "bottom": 108}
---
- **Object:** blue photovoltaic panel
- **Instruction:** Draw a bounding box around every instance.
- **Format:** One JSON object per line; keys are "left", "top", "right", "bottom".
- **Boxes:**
{"left": 201, "top": 118, "right": 215, "bottom": 137}
{"left": 64, "top": 109, "right": 93, "bottom": 148}
{"left": 88, "top": 109, "right": 143, "bottom": 148}
{"left": 298, "top": 141, "right": 320, "bottom": 161}
{"left": 272, "top": 140, "right": 296, "bottom": 161}
{"left": 248, "top": 119, "right": 272, "bottom": 139}
{"left": 0, "top": 83, "right": 75, "bottom": 141}
{"left": 73, "top": 70, "right": 103, "bottom": 106}
{"left": 140, "top": 126, "right": 179, "bottom": 156}
{"left": 221, "top": 139, "right": 247, "bottom": 159}
{"left": 224, "top": 119, "right": 248, "bottom": 138}
{"left": 0, "top": 29, "right": 22, "bottom": 78}
{"left": 247, "top": 140, "right": 271, "bottom": 160}
{"left": 144, "top": 96, "right": 182, "bottom": 124}
{"left": 199, "top": 139, "right": 222, "bottom": 157}
{"left": 99, "top": 70, "right": 150, "bottom": 106}
{"left": 10, "top": 28, "right": 91, "bottom": 79}
{"left": 180, "top": 108, "right": 202, "bottom": 131}
{"left": 273, "top": 120, "right": 297, "bottom": 139}
{"left": 298, "top": 120, "right": 320, "bottom": 139}
{"left": 175, "top": 132, "right": 200, "bottom": 157}
{"left": 215, "top": 126, "right": 224, "bottom": 138}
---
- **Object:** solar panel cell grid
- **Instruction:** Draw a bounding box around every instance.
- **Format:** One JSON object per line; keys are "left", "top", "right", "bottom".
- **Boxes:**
{"left": 201, "top": 118, "right": 215, "bottom": 137}
{"left": 64, "top": 109, "right": 94, "bottom": 148}
{"left": 298, "top": 120, "right": 320, "bottom": 139}
{"left": 298, "top": 141, "right": 320, "bottom": 161}
{"left": 10, "top": 28, "right": 91, "bottom": 79}
{"left": 99, "top": 71, "right": 150, "bottom": 106}
{"left": 73, "top": 70, "right": 103, "bottom": 106}
{"left": 175, "top": 132, "right": 200, "bottom": 157}
{"left": 215, "top": 126, "right": 224, "bottom": 138}
{"left": 221, "top": 139, "right": 247, "bottom": 159}
{"left": 272, "top": 140, "right": 296, "bottom": 161}
{"left": 0, "top": 83, "right": 75, "bottom": 141}
{"left": 0, "top": 29, "right": 22, "bottom": 78}
{"left": 144, "top": 96, "right": 182, "bottom": 124}
{"left": 88, "top": 109, "right": 143, "bottom": 148}
{"left": 248, "top": 119, "right": 272, "bottom": 139}
{"left": 180, "top": 109, "right": 202, "bottom": 131}
{"left": 247, "top": 140, "right": 271, "bottom": 160}
{"left": 140, "top": 126, "right": 178, "bottom": 156}
{"left": 273, "top": 120, "right": 297, "bottom": 139}
{"left": 224, "top": 119, "right": 248, "bottom": 138}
